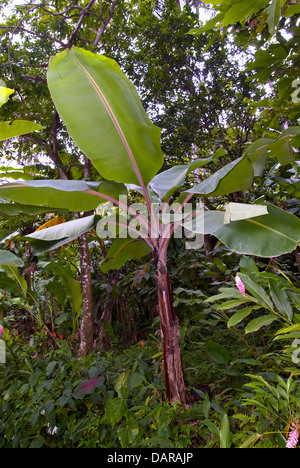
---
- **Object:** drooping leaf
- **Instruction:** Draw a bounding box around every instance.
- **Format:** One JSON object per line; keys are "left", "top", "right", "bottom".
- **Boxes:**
{"left": 26, "top": 215, "right": 95, "bottom": 242}
{"left": 245, "top": 314, "right": 278, "bottom": 334}
{"left": 185, "top": 156, "right": 254, "bottom": 198}
{"left": 0, "top": 250, "right": 23, "bottom": 267}
{"left": 0, "top": 265, "right": 27, "bottom": 298}
{"left": 206, "top": 341, "right": 230, "bottom": 364}
{"left": 47, "top": 47, "right": 164, "bottom": 186}
{"left": 267, "top": 0, "right": 281, "bottom": 35}
{"left": 100, "top": 238, "right": 152, "bottom": 273}
{"left": 45, "top": 262, "right": 82, "bottom": 316}
{"left": 182, "top": 211, "right": 225, "bottom": 235}
{"left": 222, "top": 0, "right": 269, "bottom": 26}
{"left": 0, "top": 202, "right": 67, "bottom": 218}
{"left": 239, "top": 273, "right": 274, "bottom": 309}
{"left": 24, "top": 215, "right": 96, "bottom": 254}
{"left": 212, "top": 204, "right": 300, "bottom": 257}
{"left": 0, "top": 180, "right": 127, "bottom": 213}
{"left": 227, "top": 306, "right": 259, "bottom": 328}
{"left": 0, "top": 121, "right": 44, "bottom": 141}
{"left": 268, "top": 137, "right": 295, "bottom": 166}
{"left": 269, "top": 278, "right": 293, "bottom": 321}
{"left": 149, "top": 157, "right": 213, "bottom": 201}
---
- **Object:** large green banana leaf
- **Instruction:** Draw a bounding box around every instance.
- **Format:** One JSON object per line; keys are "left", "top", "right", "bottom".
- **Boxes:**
{"left": 0, "top": 202, "right": 67, "bottom": 218}
{"left": 47, "top": 47, "right": 163, "bottom": 186}
{"left": 0, "top": 180, "right": 127, "bottom": 212}
{"left": 184, "top": 156, "right": 254, "bottom": 198}
{"left": 213, "top": 204, "right": 300, "bottom": 257}
{"left": 149, "top": 157, "right": 213, "bottom": 201}
{"left": 24, "top": 215, "right": 96, "bottom": 254}
{"left": 183, "top": 203, "right": 300, "bottom": 257}
{"left": 100, "top": 238, "right": 151, "bottom": 273}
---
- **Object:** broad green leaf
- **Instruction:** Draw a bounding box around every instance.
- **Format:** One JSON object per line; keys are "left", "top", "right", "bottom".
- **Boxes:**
{"left": 246, "top": 138, "right": 274, "bottom": 176}
{"left": 239, "top": 273, "right": 273, "bottom": 309}
{"left": 245, "top": 314, "right": 277, "bottom": 334}
{"left": 269, "top": 278, "right": 293, "bottom": 321}
{"left": 182, "top": 210, "right": 225, "bottom": 235}
{"left": 0, "top": 86, "right": 14, "bottom": 108}
{"left": 220, "top": 414, "right": 231, "bottom": 449}
{"left": 218, "top": 299, "right": 249, "bottom": 310}
{"left": 222, "top": 0, "right": 269, "bottom": 26}
{"left": 206, "top": 341, "right": 230, "bottom": 364}
{"left": 25, "top": 234, "right": 87, "bottom": 255}
{"left": 117, "top": 418, "right": 140, "bottom": 448}
{"left": 0, "top": 276, "right": 27, "bottom": 298}
{"left": 239, "top": 256, "right": 259, "bottom": 274}
{"left": 204, "top": 287, "right": 247, "bottom": 302}
{"left": 0, "top": 202, "right": 67, "bottom": 218}
{"left": 47, "top": 47, "right": 163, "bottom": 186}
{"left": 268, "top": 137, "right": 295, "bottom": 166}
{"left": 284, "top": 3, "right": 300, "bottom": 17}
{"left": 227, "top": 306, "right": 258, "bottom": 328}
{"left": 115, "top": 370, "right": 131, "bottom": 394}
{"left": 267, "top": 0, "right": 281, "bottom": 35}
{"left": 224, "top": 203, "right": 268, "bottom": 224}
{"left": 100, "top": 238, "right": 151, "bottom": 273}
{"left": 245, "top": 128, "right": 299, "bottom": 169}
{"left": 45, "top": 262, "right": 82, "bottom": 316}
{"left": 0, "top": 250, "right": 23, "bottom": 267}
{"left": 25, "top": 215, "right": 95, "bottom": 242}
{"left": 24, "top": 215, "right": 96, "bottom": 254}
{"left": 29, "top": 436, "right": 45, "bottom": 449}
{"left": 0, "top": 180, "right": 127, "bottom": 213}
{"left": 185, "top": 156, "right": 254, "bottom": 198}
{"left": 212, "top": 203, "right": 300, "bottom": 258}
{"left": 0, "top": 265, "right": 27, "bottom": 297}
{"left": 0, "top": 121, "right": 44, "bottom": 141}
{"left": 149, "top": 157, "right": 212, "bottom": 201}
{"left": 104, "top": 396, "right": 125, "bottom": 428}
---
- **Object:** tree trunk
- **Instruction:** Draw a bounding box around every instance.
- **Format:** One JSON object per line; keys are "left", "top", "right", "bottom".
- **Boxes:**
{"left": 153, "top": 247, "right": 186, "bottom": 403}
{"left": 77, "top": 233, "right": 94, "bottom": 358}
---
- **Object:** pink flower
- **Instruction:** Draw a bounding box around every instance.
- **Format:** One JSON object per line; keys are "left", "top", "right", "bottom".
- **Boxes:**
{"left": 286, "top": 424, "right": 299, "bottom": 449}
{"left": 235, "top": 276, "right": 246, "bottom": 297}
{"left": 0, "top": 325, "right": 3, "bottom": 339}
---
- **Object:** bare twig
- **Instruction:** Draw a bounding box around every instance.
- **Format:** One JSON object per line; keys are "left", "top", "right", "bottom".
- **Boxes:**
{"left": 66, "top": 0, "right": 96, "bottom": 49}
{"left": 0, "top": 25, "right": 65, "bottom": 46}
{"left": 93, "top": 0, "right": 119, "bottom": 48}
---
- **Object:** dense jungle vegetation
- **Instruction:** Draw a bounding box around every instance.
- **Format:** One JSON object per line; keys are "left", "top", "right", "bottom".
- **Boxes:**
{"left": 0, "top": 0, "right": 300, "bottom": 449}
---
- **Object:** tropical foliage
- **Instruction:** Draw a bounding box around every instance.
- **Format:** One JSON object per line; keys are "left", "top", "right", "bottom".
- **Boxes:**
{"left": 0, "top": 0, "right": 299, "bottom": 449}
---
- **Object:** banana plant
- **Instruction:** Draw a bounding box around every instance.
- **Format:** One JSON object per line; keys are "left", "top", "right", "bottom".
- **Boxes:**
{"left": 0, "top": 47, "right": 300, "bottom": 403}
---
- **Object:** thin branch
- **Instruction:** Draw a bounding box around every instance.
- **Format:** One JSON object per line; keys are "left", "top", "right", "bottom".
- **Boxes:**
{"left": 66, "top": 0, "right": 96, "bottom": 49}
{"left": 0, "top": 25, "right": 65, "bottom": 46}
{"left": 93, "top": 0, "right": 119, "bottom": 48}
{"left": 20, "top": 74, "right": 47, "bottom": 84}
